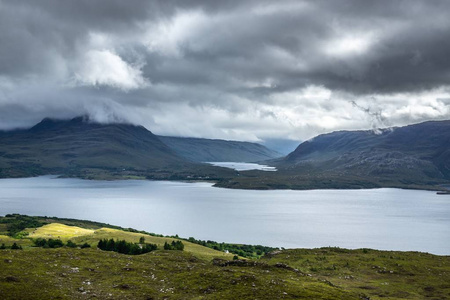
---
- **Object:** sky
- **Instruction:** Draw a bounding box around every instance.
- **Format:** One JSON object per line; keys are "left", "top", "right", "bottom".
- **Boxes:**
{"left": 1, "top": 0, "right": 450, "bottom": 144}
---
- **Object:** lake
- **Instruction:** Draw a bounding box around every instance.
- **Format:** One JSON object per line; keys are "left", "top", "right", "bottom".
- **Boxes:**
{"left": 207, "top": 162, "right": 277, "bottom": 171}
{"left": 1, "top": 176, "right": 449, "bottom": 255}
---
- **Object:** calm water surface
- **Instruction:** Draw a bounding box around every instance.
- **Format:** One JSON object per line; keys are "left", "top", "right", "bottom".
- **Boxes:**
{"left": 207, "top": 162, "right": 277, "bottom": 171}
{"left": 1, "top": 176, "right": 449, "bottom": 255}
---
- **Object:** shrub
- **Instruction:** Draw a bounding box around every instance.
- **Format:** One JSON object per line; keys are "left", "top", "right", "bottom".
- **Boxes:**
{"left": 66, "top": 240, "right": 77, "bottom": 248}
{"left": 11, "top": 243, "right": 22, "bottom": 250}
{"left": 33, "top": 238, "right": 63, "bottom": 248}
{"left": 164, "top": 240, "right": 184, "bottom": 251}
{"left": 97, "top": 238, "right": 157, "bottom": 255}
{"left": 80, "top": 243, "right": 91, "bottom": 249}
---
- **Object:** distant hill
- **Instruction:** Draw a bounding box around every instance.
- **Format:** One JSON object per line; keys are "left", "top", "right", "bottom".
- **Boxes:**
{"left": 158, "top": 136, "right": 282, "bottom": 162}
{"left": 0, "top": 117, "right": 235, "bottom": 179}
{"left": 282, "top": 120, "right": 450, "bottom": 182}
{"left": 217, "top": 121, "right": 450, "bottom": 190}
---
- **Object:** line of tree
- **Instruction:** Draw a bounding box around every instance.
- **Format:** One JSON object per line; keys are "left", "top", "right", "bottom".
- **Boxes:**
{"left": 1, "top": 214, "right": 47, "bottom": 237}
{"left": 33, "top": 238, "right": 64, "bottom": 248}
{"left": 185, "top": 237, "right": 277, "bottom": 258}
{"left": 97, "top": 238, "right": 157, "bottom": 255}
{"left": 0, "top": 243, "right": 22, "bottom": 250}
{"left": 32, "top": 238, "right": 90, "bottom": 249}
{"left": 163, "top": 240, "right": 184, "bottom": 250}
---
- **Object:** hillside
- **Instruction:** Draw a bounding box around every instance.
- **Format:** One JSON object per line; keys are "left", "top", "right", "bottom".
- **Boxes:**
{"left": 217, "top": 121, "right": 450, "bottom": 190}
{"left": 283, "top": 120, "right": 450, "bottom": 181}
{"left": 0, "top": 117, "right": 236, "bottom": 180}
{"left": 158, "top": 136, "right": 282, "bottom": 162}
{"left": 0, "top": 215, "right": 449, "bottom": 299}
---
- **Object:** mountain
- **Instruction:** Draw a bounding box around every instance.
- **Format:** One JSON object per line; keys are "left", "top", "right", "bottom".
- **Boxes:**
{"left": 217, "top": 120, "right": 450, "bottom": 190}
{"left": 158, "top": 136, "right": 282, "bottom": 162}
{"left": 282, "top": 120, "right": 450, "bottom": 181}
{"left": 0, "top": 117, "right": 234, "bottom": 179}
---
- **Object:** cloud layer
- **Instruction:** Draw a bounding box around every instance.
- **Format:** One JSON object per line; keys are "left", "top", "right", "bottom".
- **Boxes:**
{"left": 1, "top": 0, "right": 450, "bottom": 142}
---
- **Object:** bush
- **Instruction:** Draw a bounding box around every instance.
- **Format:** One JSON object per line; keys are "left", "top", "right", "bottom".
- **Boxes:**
{"left": 80, "top": 243, "right": 91, "bottom": 249}
{"left": 47, "top": 238, "right": 64, "bottom": 248}
{"left": 0, "top": 243, "right": 6, "bottom": 250}
{"left": 33, "top": 238, "right": 63, "bottom": 248}
{"left": 66, "top": 240, "right": 77, "bottom": 248}
{"left": 183, "top": 237, "right": 277, "bottom": 258}
{"left": 164, "top": 240, "right": 184, "bottom": 251}
{"left": 11, "top": 243, "right": 22, "bottom": 250}
{"left": 97, "top": 238, "right": 157, "bottom": 255}
{"left": 13, "top": 231, "right": 29, "bottom": 239}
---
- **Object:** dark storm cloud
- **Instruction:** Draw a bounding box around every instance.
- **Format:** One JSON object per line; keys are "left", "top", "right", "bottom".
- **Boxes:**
{"left": 0, "top": 0, "right": 449, "bottom": 140}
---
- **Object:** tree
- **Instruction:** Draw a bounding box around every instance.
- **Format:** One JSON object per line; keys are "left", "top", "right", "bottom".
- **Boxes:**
{"left": 164, "top": 240, "right": 184, "bottom": 251}
{"left": 47, "top": 238, "right": 63, "bottom": 248}
{"left": 139, "top": 236, "right": 145, "bottom": 244}
{"left": 164, "top": 242, "right": 171, "bottom": 250}
{"left": 11, "top": 243, "right": 22, "bottom": 250}
{"left": 66, "top": 240, "right": 77, "bottom": 248}
{"left": 106, "top": 239, "right": 115, "bottom": 251}
{"left": 0, "top": 243, "right": 6, "bottom": 249}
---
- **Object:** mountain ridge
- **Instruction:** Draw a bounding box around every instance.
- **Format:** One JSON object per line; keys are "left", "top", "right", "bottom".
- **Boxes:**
{"left": 216, "top": 120, "right": 450, "bottom": 190}
{"left": 158, "top": 135, "right": 282, "bottom": 163}
{"left": 0, "top": 117, "right": 235, "bottom": 180}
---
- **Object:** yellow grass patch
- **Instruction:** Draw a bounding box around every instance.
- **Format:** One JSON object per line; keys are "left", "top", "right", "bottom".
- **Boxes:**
{"left": 75, "top": 227, "right": 234, "bottom": 260}
{"left": 28, "top": 223, "right": 94, "bottom": 241}
{"left": 0, "top": 234, "right": 16, "bottom": 243}
{"left": 25, "top": 223, "right": 233, "bottom": 260}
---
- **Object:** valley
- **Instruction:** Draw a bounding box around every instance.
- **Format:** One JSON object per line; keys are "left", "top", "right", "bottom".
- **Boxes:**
{"left": 1, "top": 117, "right": 449, "bottom": 191}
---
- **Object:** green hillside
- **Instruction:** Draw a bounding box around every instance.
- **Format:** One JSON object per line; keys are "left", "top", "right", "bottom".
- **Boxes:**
{"left": 0, "top": 215, "right": 449, "bottom": 299}
{"left": 0, "top": 117, "right": 236, "bottom": 181}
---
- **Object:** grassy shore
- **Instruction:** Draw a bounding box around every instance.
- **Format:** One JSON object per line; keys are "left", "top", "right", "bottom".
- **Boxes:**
{"left": 0, "top": 215, "right": 449, "bottom": 299}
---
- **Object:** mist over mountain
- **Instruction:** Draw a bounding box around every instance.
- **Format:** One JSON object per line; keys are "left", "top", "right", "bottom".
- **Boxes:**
{"left": 260, "top": 138, "right": 301, "bottom": 156}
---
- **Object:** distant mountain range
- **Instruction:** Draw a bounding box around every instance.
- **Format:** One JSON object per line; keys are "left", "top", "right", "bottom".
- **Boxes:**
{"left": 0, "top": 117, "right": 275, "bottom": 179}
{"left": 217, "top": 120, "right": 450, "bottom": 190}
{"left": 1, "top": 117, "right": 449, "bottom": 190}
{"left": 158, "top": 136, "right": 281, "bottom": 162}
{"left": 283, "top": 120, "right": 450, "bottom": 180}
{"left": 0, "top": 117, "right": 235, "bottom": 179}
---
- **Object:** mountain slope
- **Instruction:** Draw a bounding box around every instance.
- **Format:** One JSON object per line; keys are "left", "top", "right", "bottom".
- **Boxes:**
{"left": 158, "top": 136, "right": 282, "bottom": 162}
{"left": 0, "top": 117, "right": 190, "bottom": 178}
{"left": 217, "top": 120, "right": 450, "bottom": 190}
{"left": 282, "top": 120, "right": 450, "bottom": 182}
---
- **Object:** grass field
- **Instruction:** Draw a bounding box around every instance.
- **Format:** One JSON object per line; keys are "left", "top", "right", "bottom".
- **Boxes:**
{"left": 1, "top": 215, "right": 449, "bottom": 299}
{"left": 23, "top": 223, "right": 233, "bottom": 261}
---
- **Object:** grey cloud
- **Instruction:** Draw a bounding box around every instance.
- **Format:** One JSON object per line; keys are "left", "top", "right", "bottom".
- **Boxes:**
{"left": 0, "top": 0, "right": 450, "bottom": 141}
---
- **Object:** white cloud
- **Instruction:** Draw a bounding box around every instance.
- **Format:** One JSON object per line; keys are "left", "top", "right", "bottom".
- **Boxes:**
{"left": 73, "top": 50, "right": 147, "bottom": 91}
{"left": 144, "top": 10, "right": 209, "bottom": 57}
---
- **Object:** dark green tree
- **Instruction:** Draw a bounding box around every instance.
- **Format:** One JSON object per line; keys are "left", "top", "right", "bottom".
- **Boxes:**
{"left": 66, "top": 240, "right": 77, "bottom": 248}
{"left": 11, "top": 243, "right": 22, "bottom": 250}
